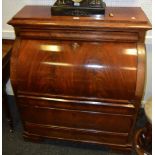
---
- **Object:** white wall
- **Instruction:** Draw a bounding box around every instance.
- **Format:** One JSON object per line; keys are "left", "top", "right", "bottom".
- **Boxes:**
{"left": 143, "top": 43, "right": 152, "bottom": 105}
{"left": 3, "top": 0, "right": 152, "bottom": 104}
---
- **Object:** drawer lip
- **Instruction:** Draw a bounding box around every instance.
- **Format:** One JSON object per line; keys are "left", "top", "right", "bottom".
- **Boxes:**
{"left": 18, "top": 92, "right": 135, "bottom": 115}
{"left": 18, "top": 91, "right": 134, "bottom": 104}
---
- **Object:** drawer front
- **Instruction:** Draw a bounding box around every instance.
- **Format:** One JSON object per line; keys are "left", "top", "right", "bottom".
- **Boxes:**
{"left": 20, "top": 104, "right": 133, "bottom": 133}
{"left": 17, "top": 39, "right": 137, "bottom": 100}
{"left": 18, "top": 93, "right": 135, "bottom": 115}
{"left": 19, "top": 29, "right": 138, "bottom": 42}
{"left": 24, "top": 121, "right": 130, "bottom": 145}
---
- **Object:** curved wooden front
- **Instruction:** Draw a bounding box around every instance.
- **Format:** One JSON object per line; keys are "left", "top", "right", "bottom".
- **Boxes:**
{"left": 16, "top": 39, "right": 137, "bottom": 100}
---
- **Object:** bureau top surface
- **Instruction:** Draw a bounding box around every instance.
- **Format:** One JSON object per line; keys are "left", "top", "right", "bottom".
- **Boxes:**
{"left": 8, "top": 5, "right": 151, "bottom": 30}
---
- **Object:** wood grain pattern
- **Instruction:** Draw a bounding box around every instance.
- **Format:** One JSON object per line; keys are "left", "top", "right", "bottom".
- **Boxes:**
{"left": 24, "top": 122, "right": 129, "bottom": 144}
{"left": 18, "top": 94, "right": 135, "bottom": 115}
{"left": 8, "top": 5, "right": 151, "bottom": 153}
{"left": 18, "top": 29, "right": 139, "bottom": 42}
{"left": 8, "top": 6, "right": 151, "bottom": 30}
{"left": 16, "top": 40, "right": 137, "bottom": 100}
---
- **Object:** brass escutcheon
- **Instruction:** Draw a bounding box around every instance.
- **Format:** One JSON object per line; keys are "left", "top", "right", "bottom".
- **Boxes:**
{"left": 72, "top": 42, "right": 80, "bottom": 49}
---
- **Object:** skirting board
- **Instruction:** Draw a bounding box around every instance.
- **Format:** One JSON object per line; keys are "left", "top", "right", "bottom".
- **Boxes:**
{"left": 2, "top": 30, "right": 16, "bottom": 40}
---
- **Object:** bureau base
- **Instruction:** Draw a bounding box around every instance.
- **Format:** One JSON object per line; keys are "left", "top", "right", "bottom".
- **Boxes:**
{"left": 23, "top": 131, "right": 132, "bottom": 153}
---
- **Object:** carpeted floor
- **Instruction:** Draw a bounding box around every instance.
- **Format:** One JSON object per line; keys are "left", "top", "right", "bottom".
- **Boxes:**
{"left": 2, "top": 96, "right": 147, "bottom": 155}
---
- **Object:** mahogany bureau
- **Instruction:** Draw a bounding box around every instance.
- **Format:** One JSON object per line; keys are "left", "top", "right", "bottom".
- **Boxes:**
{"left": 8, "top": 6, "right": 151, "bottom": 152}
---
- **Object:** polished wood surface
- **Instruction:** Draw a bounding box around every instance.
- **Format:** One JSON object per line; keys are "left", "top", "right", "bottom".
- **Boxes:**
{"left": 9, "top": 6, "right": 151, "bottom": 29}
{"left": 17, "top": 40, "right": 137, "bottom": 99}
{"left": 8, "top": 6, "right": 151, "bottom": 153}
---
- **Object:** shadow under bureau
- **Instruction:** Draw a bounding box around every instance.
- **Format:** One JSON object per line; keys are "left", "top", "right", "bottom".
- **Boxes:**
{"left": 8, "top": 6, "right": 151, "bottom": 152}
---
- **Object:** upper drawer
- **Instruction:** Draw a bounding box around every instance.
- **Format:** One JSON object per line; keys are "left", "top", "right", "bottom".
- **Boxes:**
{"left": 19, "top": 29, "right": 138, "bottom": 42}
{"left": 18, "top": 93, "right": 135, "bottom": 115}
{"left": 16, "top": 40, "right": 137, "bottom": 100}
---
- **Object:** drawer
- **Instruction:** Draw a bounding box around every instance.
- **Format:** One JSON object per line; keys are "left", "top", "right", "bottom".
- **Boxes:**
{"left": 24, "top": 121, "right": 130, "bottom": 145}
{"left": 19, "top": 95, "right": 134, "bottom": 133}
{"left": 19, "top": 29, "right": 138, "bottom": 42}
{"left": 20, "top": 105, "right": 133, "bottom": 133}
{"left": 18, "top": 93, "right": 135, "bottom": 115}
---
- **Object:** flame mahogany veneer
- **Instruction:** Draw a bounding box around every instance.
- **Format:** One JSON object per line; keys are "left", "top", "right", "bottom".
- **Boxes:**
{"left": 8, "top": 6, "right": 151, "bottom": 152}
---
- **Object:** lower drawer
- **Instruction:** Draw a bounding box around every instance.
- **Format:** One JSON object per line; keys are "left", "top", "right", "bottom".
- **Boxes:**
{"left": 20, "top": 104, "right": 133, "bottom": 133}
{"left": 24, "top": 121, "right": 130, "bottom": 145}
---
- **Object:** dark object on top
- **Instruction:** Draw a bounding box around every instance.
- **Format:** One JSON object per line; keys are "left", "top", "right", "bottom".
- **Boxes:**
{"left": 51, "top": 0, "right": 106, "bottom": 16}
